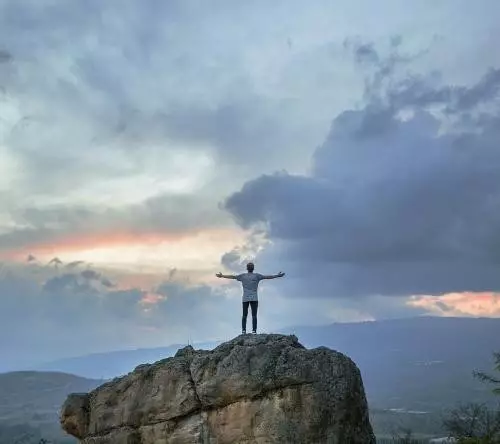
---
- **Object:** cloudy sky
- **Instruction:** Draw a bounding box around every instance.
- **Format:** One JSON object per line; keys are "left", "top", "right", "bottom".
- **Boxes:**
{"left": 1, "top": 0, "right": 499, "bottom": 370}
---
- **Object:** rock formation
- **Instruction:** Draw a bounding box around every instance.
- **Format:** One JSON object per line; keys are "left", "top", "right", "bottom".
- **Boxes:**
{"left": 61, "top": 334, "right": 375, "bottom": 443}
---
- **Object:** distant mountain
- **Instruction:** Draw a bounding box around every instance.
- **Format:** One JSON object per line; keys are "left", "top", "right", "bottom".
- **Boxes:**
{"left": 37, "top": 316, "right": 500, "bottom": 411}
{"left": 281, "top": 316, "right": 500, "bottom": 410}
{"left": 0, "top": 422, "right": 46, "bottom": 444}
{"left": 0, "top": 371, "right": 102, "bottom": 443}
{"left": 36, "top": 341, "right": 220, "bottom": 379}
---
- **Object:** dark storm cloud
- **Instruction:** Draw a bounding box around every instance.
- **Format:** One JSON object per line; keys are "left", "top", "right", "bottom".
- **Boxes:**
{"left": 344, "top": 36, "right": 425, "bottom": 103}
{"left": 345, "top": 37, "right": 500, "bottom": 116}
{"left": 387, "top": 68, "right": 500, "bottom": 113}
{"left": 223, "top": 46, "right": 500, "bottom": 298}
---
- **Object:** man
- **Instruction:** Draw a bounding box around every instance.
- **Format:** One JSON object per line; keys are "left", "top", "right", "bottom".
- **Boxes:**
{"left": 216, "top": 262, "right": 285, "bottom": 334}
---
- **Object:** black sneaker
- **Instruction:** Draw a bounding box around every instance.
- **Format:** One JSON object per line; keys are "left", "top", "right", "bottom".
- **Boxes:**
{"left": 242, "top": 330, "right": 246, "bottom": 335}
{"left": 251, "top": 331, "right": 257, "bottom": 334}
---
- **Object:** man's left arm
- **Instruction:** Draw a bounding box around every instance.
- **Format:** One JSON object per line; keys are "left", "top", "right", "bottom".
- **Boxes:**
{"left": 260, "top": 272, "right": 285, "bottom": 280}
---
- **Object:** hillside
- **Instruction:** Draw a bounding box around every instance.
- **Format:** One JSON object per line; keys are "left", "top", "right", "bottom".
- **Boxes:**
{"left": 36, "top": 341, "right": 220, "bottom": 379}
{"left": 0, "top": 371, "right": 102, "bottom": 443}
{"left": 283, "top": 316, "right": 500, "bottom": 409}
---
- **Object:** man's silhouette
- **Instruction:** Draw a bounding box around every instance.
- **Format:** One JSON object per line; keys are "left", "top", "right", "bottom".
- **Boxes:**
{"left": 216, "top": 262, "right": 285, "bottom": 334}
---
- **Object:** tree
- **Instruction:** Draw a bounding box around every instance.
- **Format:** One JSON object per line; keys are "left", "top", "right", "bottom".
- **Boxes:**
{"left": 443, "top": 352, "right": 500, "bottom": 443}
{"left": 389, "top": 425, "right": 422, "bottom": 443}
{"left": 442, "top": 402, "right": 500, "bottom": 442}
{"left": 473, "top": 352, "right": 500, "bottom": 396}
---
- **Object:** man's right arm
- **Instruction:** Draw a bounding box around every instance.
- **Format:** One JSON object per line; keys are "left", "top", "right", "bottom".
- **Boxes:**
{"left": 216, "top": 272, "right": 238, "bottom": 279}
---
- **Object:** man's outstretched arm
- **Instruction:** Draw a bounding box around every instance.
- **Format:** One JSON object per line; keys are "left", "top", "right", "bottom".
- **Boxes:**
{"left": 216, "top": 272, "right": 238, "bottom": 279}
{"left": 260, "top": 271, "right": 285, "bottom": 280}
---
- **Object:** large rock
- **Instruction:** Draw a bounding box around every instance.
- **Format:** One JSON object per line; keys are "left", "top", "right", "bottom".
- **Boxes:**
{"left": 60, "top": 334, "right": 375, "bottom": 443}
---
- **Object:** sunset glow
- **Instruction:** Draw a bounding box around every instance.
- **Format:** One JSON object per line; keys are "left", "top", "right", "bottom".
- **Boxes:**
{"left": 2, "top": 227, "right": 249, "bottom": 273}
{"left": 408, "top": 292, "right": 500, "bottom": 317}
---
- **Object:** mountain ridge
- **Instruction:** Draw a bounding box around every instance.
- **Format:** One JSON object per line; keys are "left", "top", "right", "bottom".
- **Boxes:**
{"left": 34, "top": 315, "right": 500, "bottom": 377}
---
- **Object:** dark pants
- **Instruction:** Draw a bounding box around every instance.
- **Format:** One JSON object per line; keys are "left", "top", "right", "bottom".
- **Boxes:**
{"left": 242, "top": 301, "right": 258, "bottom": 332}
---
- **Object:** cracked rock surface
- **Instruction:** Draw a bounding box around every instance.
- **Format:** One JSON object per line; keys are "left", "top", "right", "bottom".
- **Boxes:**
{"left": 60, "top": 334, "right": 375, "bottom": 443}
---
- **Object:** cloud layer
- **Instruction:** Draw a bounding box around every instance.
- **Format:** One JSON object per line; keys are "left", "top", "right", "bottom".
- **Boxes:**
{"left": 1, "top": 1, "right": 500, "bottom": 367}
{"left": 0, "top": 261, "right": 231, "bottom": 370}
{"left": 224, "top": 43, "right": 500, "bottom": 298}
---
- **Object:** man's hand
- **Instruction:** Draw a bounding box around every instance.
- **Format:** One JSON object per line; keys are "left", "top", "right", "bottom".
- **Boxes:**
{"left": 216, "top": 272, "right": 223, "bottom": 278}
{"left": 277, "top": 271, "right": 285, "bottom": 278}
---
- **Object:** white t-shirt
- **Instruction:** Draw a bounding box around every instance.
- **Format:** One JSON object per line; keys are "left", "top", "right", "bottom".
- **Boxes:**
{"left": 236, "top": 272, "right": 264, "bottom": 302}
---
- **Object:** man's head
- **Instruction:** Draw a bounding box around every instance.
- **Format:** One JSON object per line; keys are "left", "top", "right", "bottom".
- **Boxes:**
{"left": 246, "top": 262, "right": 254, "bottom": 272}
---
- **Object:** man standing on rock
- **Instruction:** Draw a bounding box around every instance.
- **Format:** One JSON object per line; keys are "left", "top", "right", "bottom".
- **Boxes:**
{"left": 216, "top": 262, "right": 285, "bottom": 335}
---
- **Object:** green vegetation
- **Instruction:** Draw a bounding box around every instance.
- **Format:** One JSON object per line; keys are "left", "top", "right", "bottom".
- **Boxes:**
{"left": 375, "top": 353, "right": 500, "bottom": 442}
{"left": 372, "top": 351, "right": 500, "bottom": 442}
{"left": 439, "top": 352, "right": 500, "bottom": 443}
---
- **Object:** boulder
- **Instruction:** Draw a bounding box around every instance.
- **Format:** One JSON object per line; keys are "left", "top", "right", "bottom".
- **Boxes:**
{"left": 61, "top": 334, "right": 375, "bottom": 443}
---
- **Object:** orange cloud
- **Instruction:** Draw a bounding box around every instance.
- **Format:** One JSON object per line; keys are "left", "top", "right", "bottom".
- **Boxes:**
{"left": 1, "top": 226, "right": 247, "bottom": 264}
{"left": 140, "top": 292, "right": 165, "bottom": 305}
{"left": 408, "top": 292, "right": 500, "bottom": 317}
{"left": 1, "top": 229, "right": 200, "bottom": 261}
{"left": 0, "top": 226, "right": 251, "bottom": 290}
{"left": 108, "top": 272, "right": 166, "bottom": 292}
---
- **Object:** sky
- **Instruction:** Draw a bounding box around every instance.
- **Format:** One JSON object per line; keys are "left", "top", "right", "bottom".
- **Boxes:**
{"left": 1, "top": 0, "right": 500, "bottom": 370}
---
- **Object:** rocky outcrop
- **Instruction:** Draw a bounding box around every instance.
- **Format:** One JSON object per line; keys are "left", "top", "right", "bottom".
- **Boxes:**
{"left": 61, "top": 334, "right": 375, "bottom": 443}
